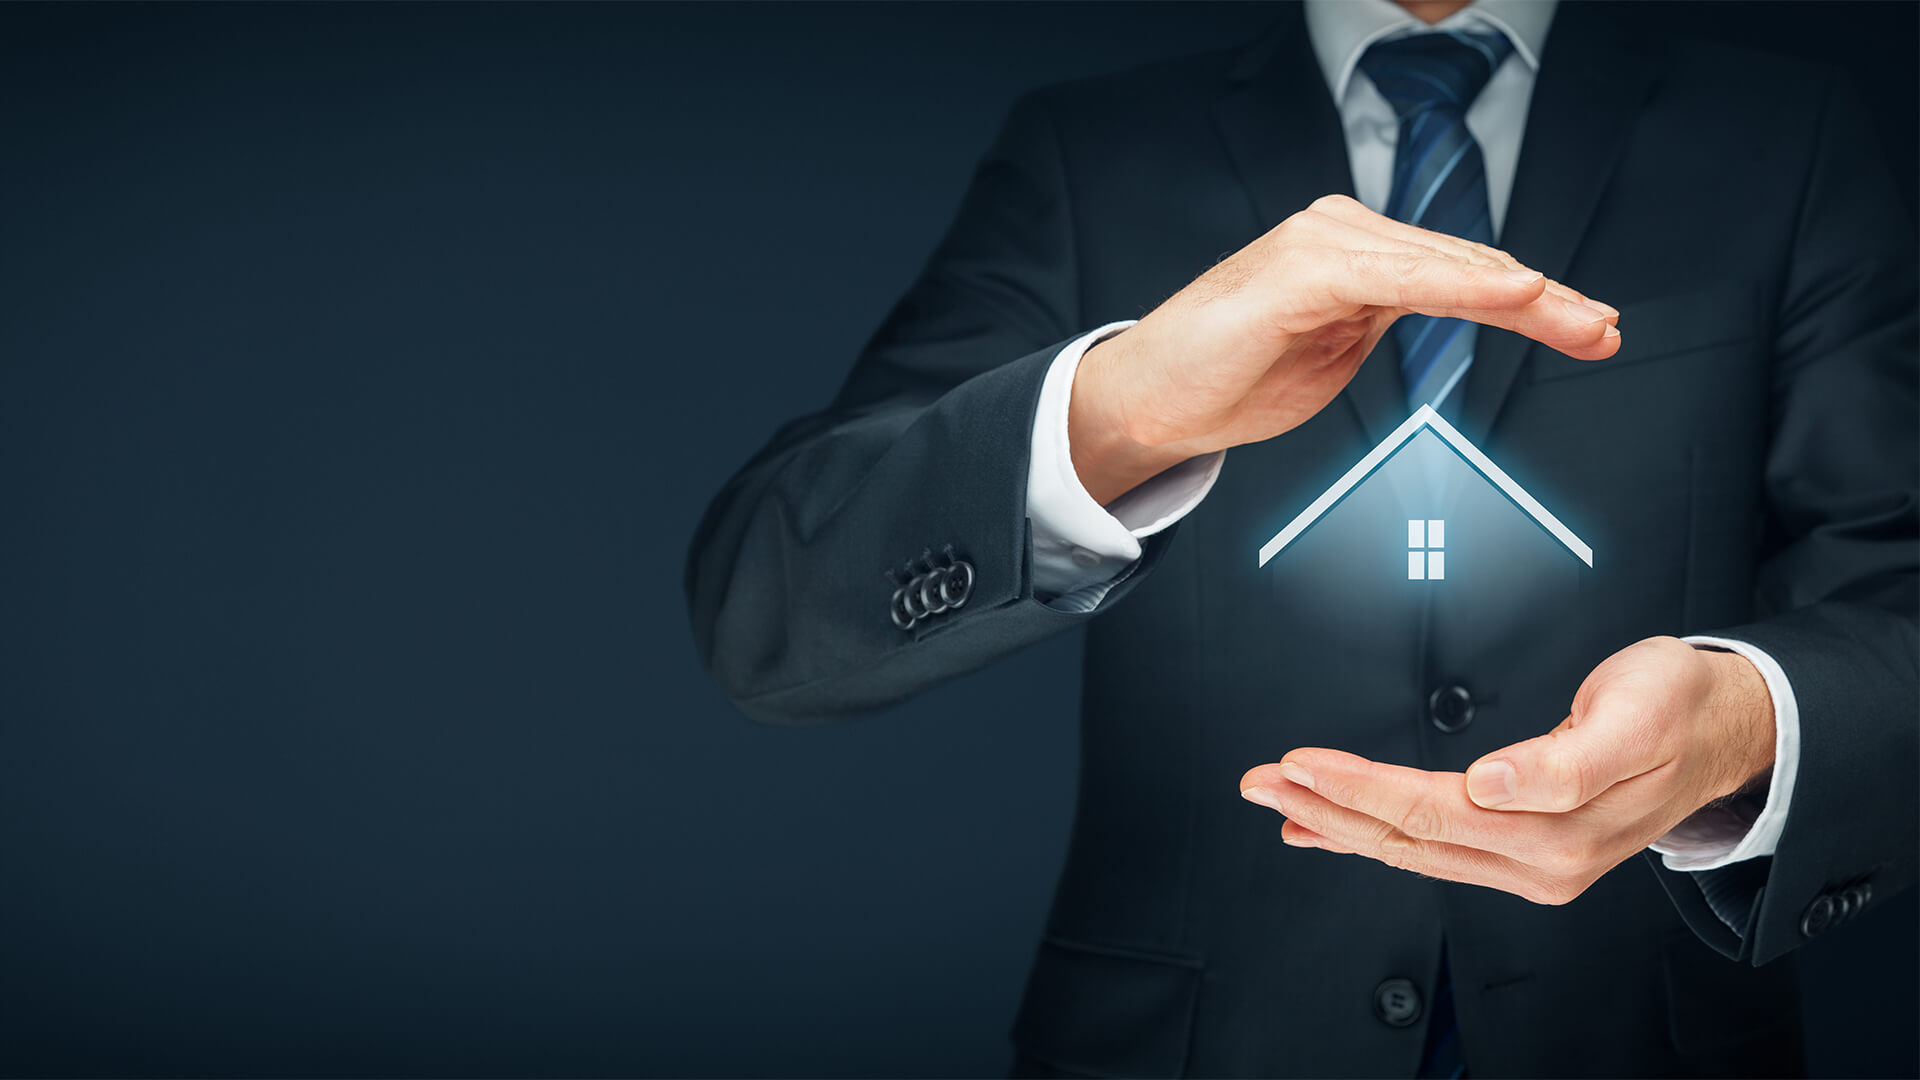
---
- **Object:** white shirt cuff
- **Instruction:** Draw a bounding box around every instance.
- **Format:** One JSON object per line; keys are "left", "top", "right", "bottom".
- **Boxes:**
{"left": 1026, "top": 321, "right": 1224, "bottom": 607}
{"left": 1650, "top": 636, "right": 1802, "bottom": 872}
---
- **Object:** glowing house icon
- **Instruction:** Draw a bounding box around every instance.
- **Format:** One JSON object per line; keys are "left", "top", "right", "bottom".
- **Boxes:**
{"left": 1256, "top": 405, "right": 1593, "bottom": 574}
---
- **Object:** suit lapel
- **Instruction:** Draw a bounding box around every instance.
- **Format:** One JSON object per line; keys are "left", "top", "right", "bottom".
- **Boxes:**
{"left": 1213, "top": 6, "right": 1408, "bottom": 447}
{"left": 1457, "top": 4, "right": 1659, "bottom": 443}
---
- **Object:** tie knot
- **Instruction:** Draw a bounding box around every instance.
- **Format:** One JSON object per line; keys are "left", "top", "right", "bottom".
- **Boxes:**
{"left": 1358, "top": 29, "right": 1514, "bottom": 119}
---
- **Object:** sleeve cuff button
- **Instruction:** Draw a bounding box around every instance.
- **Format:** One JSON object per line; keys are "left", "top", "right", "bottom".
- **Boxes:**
{"left": 1800, "top": 894, "right": 1837, "bottom": 939}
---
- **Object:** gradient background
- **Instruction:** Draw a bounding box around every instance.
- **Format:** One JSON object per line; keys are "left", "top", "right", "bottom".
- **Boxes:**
{"left": 3, "top": 3, "right": 1914, "bottom": 1076}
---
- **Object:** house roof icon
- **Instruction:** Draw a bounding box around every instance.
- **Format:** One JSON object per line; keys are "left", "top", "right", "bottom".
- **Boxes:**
{"left": 1256, "top": 404, "right": 1593, "bottom": 569}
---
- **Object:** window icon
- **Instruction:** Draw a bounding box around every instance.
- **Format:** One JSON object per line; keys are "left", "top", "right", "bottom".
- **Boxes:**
{"left": 1408, "top": 519, "right": 1445, "bottom": 580}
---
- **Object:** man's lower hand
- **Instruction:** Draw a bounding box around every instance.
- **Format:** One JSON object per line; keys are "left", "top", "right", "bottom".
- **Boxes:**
{"left": 1238, "top": 636, "right": 1777, "bottom": 905}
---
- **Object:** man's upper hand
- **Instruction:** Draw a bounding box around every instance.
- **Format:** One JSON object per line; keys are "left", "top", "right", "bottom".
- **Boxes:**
{"left": 1068, "top": 194, "right": 1621, "bottom": 504}
{"left": 1238, "top": 637, "right": 1778, "bottom": 906}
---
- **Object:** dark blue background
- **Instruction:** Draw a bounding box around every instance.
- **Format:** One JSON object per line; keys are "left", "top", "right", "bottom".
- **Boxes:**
{"left": 3, "top": 3, "right": 1913, "bottom": 1076}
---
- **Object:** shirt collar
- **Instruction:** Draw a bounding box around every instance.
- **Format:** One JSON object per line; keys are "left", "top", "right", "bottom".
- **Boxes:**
{"left": 1303, "top": 0, "right": 1557, "bottom": 102}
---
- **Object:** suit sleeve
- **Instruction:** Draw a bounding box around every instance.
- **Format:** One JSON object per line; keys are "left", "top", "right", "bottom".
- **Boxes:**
{"left": 683, "top": 92, "right": 1173, "bottom": 724}
{"left": 1648, "top": 73, "right": 1920, "bottom": 964}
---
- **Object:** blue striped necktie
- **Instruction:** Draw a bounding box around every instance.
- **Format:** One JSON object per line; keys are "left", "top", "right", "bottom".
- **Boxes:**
{"left": 1358, "top": 29, "right": 1515, "bottom": 414}
{"left": 1362, "top": 37, "right": 1515, "bottom": 1077}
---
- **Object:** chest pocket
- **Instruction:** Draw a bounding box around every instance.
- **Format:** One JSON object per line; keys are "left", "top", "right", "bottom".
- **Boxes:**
{"left": 1530, "top": 281, "right": 1763, "bottom": 383}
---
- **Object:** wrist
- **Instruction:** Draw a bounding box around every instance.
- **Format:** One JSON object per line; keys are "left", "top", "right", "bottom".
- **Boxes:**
{"left": 1696, "top": 647, "right": 1777, "bottom": 799}
{"left": 1068, "top": 335, "right": 1194, "bottom": 505}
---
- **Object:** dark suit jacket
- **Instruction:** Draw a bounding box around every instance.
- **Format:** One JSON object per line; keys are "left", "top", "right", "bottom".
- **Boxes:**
{"left": 686, "top": 4, "right": 1917, "bottom": 1076}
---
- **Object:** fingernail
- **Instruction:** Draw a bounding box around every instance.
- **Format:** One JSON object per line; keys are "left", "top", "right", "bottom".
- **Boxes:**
{"left": 1603, "top": 325, "right": 1620, "bottom": 339}
{"left": 1283, "top": 834, "right": 1321, "bottom": 849}
{"left": 1503, "top": 269, "right": 1543, "bottom": 283}
{"left": 1564, "top": 299, "right": 1608, "bottom": 323}
{"left": 1467, "top": 760, "right": 1517, "bottom": 807}
{"left": 1242, "top": 786, "right": 1285, "bottom": 813}
{"left": 1589, "top": 299, "right": 1620, "bottom": 318}
{"left": 1278, "top": 761, "right": 1316, "bottom": 792}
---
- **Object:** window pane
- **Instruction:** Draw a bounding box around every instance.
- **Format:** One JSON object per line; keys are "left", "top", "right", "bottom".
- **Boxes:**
{"left": 1408, "top": 519, "right": 1426, "bottom": 548}
{"left": 1408, "top": 551, "right": 1426, "bottom": 580}
{"left": 1427, "top": 551, "right": 1445, "bottom": 579}
{"left": 1427, "top": 519, "right": 1445, "bottom": 548}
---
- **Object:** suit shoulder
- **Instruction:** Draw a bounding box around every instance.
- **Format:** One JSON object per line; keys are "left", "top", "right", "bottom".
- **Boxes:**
{"left": 1607, "top": 25, "right": 1846, "bottom": 149}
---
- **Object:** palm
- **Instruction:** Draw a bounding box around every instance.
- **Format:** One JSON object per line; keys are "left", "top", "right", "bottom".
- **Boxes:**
{"left": 1170, "top": 309, "right": 1393, "bottom": 456}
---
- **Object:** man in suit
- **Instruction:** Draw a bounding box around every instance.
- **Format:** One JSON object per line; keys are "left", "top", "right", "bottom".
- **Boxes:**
{"left": 686, "top": 0, "right": 1916, "bottom": 1075}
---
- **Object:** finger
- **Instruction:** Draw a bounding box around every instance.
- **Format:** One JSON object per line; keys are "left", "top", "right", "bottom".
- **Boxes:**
{"left": 1437, "top": 235, "right": 1617, "bottom": 322}
{"left": 1311, "top": 247, "right": 1547, "bottom": 311}
{"left": 1310, "top": 196, "right": 1514, "bottom": 273}
{"left": 1243, "top": 775, "right": 1552, "bottom": 899}
{"left": 1294, "top": 203, "right": 1500, "bottom": 267}
{"left": 1465, "top": 706, "right": 1671, "bottom": 813}
{"left": 1304, "top": 249, "right": 1621, "bottom": 361}
{"left": 1421, "top": 274, "right": 1621, "bottom": 360}
{"left": 1304, "top": 195, "right": 1619, "bottom": 327}
{"left": 1246, "top": 749, "right": 1559, "bottom": 862}
{"left": 1294, "top": 216, "right": 1613, "bottom": 335}
{"left": 1458, "top": 239, "right": 1618, "bottom": 322}
{"left": 1279, "top": 820, "right": 1356, "bottom": 853}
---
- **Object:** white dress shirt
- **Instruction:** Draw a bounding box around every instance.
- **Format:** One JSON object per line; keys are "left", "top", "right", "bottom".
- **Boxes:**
{"left": 1021, "top": 0, "right": 1798, "bottom": 872}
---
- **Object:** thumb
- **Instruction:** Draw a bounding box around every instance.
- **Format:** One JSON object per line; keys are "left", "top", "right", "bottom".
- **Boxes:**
{"left": 1465, "top": 710, "right": 1655, "bottom": 813}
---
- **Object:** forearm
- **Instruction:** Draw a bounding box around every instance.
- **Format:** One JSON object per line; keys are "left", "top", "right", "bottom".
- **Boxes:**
{"left": 686, "top": 339, "right": 1161, "bottom": 723}
{"left": 1650, "top": 601, "right": 1918, "bottom": 962}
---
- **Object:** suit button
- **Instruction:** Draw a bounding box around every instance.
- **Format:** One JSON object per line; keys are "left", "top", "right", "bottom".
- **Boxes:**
{"left": 918, "top": 573, "right": 948, "bottom": 615}
{"left": 1801, "top": 894, "right": 1837, "bottom": 939}
{"left": 1374, "top": 978, "right": 1422, "bottom": 1027}
{"left": 889, "top": 586, "right": 915, "bottom": 630}
{"left": 1841, "top": 884, "right": 1872, "bottom": 920}
{"left": 940, "top": 561, "right": 975, "bottom": 608}
{"left": 1428, "top": 685, "right": 1475, "bottom": 733}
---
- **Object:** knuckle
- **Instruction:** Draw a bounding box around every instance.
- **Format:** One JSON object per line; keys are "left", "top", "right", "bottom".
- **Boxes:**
{"left": 1310, "top": 193, "right": 1359, "bottom": 214}
{"left": 1377, "top": 829, "right": 1422, "bottom": 869}
{"left": 1544, "top": 748, "right": 1591, "bottom": 810}
{"left": 1400, "top": 257, "right": 1454, "bottom": 304}
{"left": 1342, "top": 247, "right": 1382, "bottom": 277}
{"left": 1397, "top": 801, "right": 1447, "bottom": 843}
{"left": 1311, "top": 774, "right": 1353, "bottom": 806}
{"left": 1285, "top": 799, "right": 1325, "bottom": 833}
{"left": 1465, "top": 238, "right": 1514, "bottom": 265}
